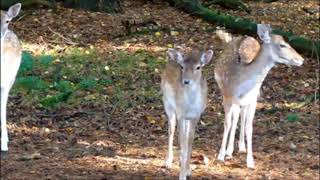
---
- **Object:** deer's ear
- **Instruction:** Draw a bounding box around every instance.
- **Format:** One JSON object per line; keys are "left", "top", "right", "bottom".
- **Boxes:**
{"left": 200, "top": 49, "right": 213, "bottom": 66}
{"left": 7, "top": 3, "right": 21, "bottom": 18}
{"left": 167, "top": 48, "right": 184, "bottom": 64}
{"left": 238, "top": 36, "right": 260, "bottom": 64}
{"left": 257, "top": 24, "right": 272, "bottom": 44}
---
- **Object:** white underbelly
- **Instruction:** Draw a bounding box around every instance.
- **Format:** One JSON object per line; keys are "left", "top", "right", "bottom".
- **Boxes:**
{"left": 235, "top": 85, "right": 260, "bottom": 106}
{"left": 1, "top": 54, "right": 21, "bottom": 88}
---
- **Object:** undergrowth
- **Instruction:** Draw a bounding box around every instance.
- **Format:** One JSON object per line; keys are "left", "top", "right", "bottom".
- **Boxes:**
{"left": 12, "top": 48, "right": 165, "bottom": 111}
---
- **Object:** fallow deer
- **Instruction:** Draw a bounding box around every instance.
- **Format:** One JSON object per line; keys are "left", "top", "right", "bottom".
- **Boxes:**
{"left": 215, "top": 24, "right": 304, "bottom": 168}
{"left": 161, "top": 48, "right": 213, "bottom": 179}
{"left": 1, "top": 3, "right": 22, "bottom": 153}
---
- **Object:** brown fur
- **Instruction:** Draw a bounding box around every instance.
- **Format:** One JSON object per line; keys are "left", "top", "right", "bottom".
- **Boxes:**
{"left": 161, "top": 51, "right": 208, "bottom": 112}
{"left": 161, "top": 49, "right": 213, "bottom": 179}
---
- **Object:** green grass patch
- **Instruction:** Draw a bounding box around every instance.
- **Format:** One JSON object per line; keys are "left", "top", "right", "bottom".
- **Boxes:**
{"left": 15, "top": 76, "right": 48, "bottom": 92}
{"left": 18, "top": 51, "right": 34, "bottom": 75}
{"left": 287, "top": 113, "right": 299, "bottom": 123}
{"left": 12, "top": 47, "right": 165, "bottom": 111}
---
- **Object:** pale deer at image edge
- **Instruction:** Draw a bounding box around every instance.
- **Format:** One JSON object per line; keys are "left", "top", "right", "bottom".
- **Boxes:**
{"left": 161, "top": 48, "right": 213, "bottom": 180}
{"left": 215, "top": 24, "right": 304, "bottom": 168}
{"left": 1, "top": 3, "right": 22, "bottom": 153}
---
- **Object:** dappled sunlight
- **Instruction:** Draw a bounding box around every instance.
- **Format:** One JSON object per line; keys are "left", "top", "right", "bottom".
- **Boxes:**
{"left": 95, "top": 41, "right": 167, "bottom": 54}
{"left": 64, "top": 145, "right": 251, "bottom": 178}
{"left": 21, "top": 42, "right": 66, "bottom": 56}
{"left": 7, "top": 122, "right": 52, "bottom": 135}
{"left": 22, "top": 40, "right": 167, "bottom": 57}
{"left": 79, "top": 154, "right": 158, "bottom": 167}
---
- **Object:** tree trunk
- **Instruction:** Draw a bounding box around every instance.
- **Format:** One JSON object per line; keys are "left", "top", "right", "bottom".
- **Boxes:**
{"left": 168, "top": 0, "right": 319, "bottom": 57}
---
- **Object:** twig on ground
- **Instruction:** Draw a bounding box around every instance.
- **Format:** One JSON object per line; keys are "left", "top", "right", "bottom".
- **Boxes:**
{"left": 34, "top": 111, "right": 91, "bottom": 118}
{"left": 16, "top": 13, "right": 29, "bottom": 22}
{"left": 48, "top": 27, "right": 79, "bottom": 45}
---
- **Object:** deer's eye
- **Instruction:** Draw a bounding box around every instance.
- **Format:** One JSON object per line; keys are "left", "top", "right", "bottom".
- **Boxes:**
{"left": 280, "top": 44, "right": 286, "bottom": 48}
{"left": 180, "top": 65, "right": 184, "bottom": 70}
{"left": 5, "top": 20, "right": 9, "bottom": 23}
{"left": 196, "top": 66, "right": 201, "bottom": 70}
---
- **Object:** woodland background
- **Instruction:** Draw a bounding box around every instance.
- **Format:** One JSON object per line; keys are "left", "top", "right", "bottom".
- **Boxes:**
{"left": 1, "top": 0, "right": 319, "bottom": 179}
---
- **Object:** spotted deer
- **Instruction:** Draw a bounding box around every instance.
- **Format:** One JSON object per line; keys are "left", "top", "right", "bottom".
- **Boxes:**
{"left": 161, "top": 48, "right": 213, "bottom": 179}
{"left": 214, "top": 24, "right": 304, "bottom": 168}
{"left": 1, "top": 3, "right": 22, "bottom": 152}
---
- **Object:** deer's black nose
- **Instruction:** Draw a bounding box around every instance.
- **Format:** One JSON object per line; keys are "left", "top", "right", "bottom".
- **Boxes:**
{"left": 183, "top": 80, "right": 190, "bottom": 85}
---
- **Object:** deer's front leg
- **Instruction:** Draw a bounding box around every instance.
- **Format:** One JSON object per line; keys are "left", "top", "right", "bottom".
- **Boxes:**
{"left": 186, "top": 119, "right": 197, "bottom": 176}
{"left": 1, "top": 88, "right": 10, "bottom": 152}
{"left": 179, "top": 119, "right": 196, "bottom": 180}
{"left": 218, "top": 103, "right": 233, "bottom": 161}
{"left": 179, "top": 119, "right": 188, "bottom": 180}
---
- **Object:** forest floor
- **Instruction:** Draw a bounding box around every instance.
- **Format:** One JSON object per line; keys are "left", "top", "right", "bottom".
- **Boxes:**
{"left": 1, "top": 0, "right": 319, "bottom": 179}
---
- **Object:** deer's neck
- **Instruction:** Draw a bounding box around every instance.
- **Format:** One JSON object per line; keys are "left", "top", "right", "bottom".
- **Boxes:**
{"left": 1, "top": 29, "right": 8, "bottom": 41}
{"left": 245, "top": 45, "right": 275, "bottom": 83}
{"left": 232, "top": 45, "right": 275, "bottom": 99}
{"left": 179, "top": 79, "right": 205, "bottom": 120}
{"left": 1, "top": 32, "right": 5, "bottom": 61}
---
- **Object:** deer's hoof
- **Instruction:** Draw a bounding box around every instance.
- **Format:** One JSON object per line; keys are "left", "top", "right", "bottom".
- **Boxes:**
{"left": 217, "top": 152, "right": 225, "bottom": 162}
{"left": 247, "top": 157, "right": 255, "bottom": 169}
{"left": 164, "top": 157, "right": 173, "bottom": 168}
{"left": 225, "top": 154, "right": 233, "bottom": 160}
